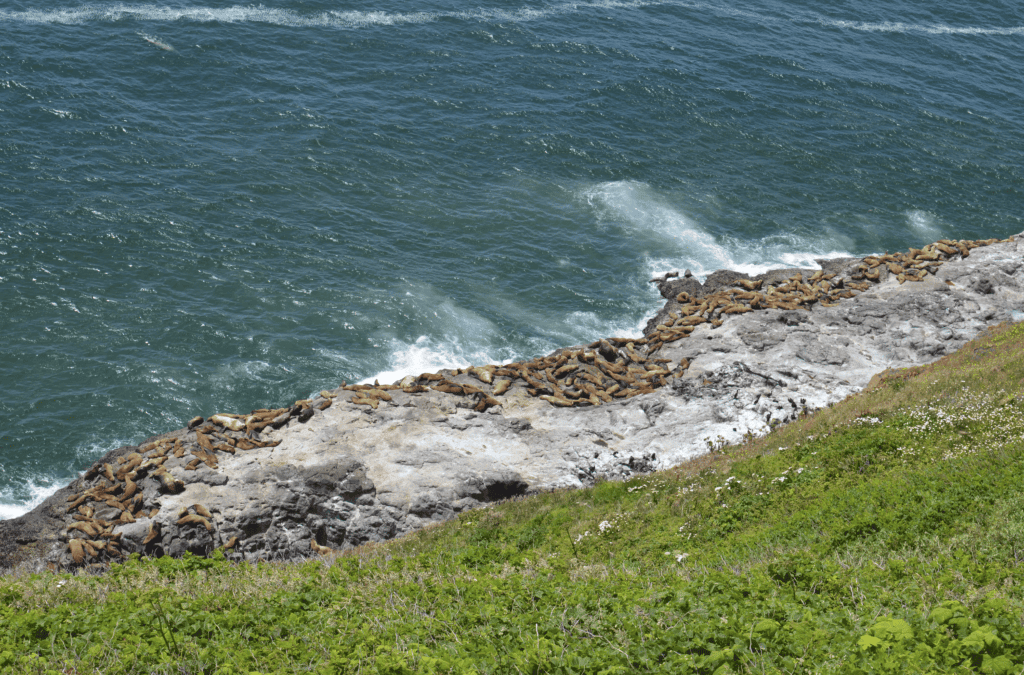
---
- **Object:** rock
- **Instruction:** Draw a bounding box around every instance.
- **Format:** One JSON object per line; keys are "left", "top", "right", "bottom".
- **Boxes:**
{"left": 2, "top": 233, "right": 1022, "bottom": 569}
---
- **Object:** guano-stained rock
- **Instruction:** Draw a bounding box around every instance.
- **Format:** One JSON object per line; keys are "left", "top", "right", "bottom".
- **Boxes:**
{"left": 0, "top": 234, "right": 1021, "bottom": 569}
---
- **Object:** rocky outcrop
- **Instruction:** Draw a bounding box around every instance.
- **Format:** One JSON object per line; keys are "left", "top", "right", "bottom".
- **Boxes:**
{"left": 2, "top": 234, "right": 1022, "bottom": 570}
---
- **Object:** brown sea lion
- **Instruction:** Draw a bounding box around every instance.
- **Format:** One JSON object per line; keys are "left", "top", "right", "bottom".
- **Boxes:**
{"left": 143, "top": 522, "right": 161, "bottom": 546}
{"left": 67, "top": 538, "right": 87, "bottom": 562}
{"left": 310, "top": 540, "right": 333, "bottom": 555}
{"left": 156, "top": 471, "right": 185, "bottom": 494}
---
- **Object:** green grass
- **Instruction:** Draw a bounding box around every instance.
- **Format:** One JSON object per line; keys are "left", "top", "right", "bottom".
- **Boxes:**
{"left": 3, "top": 322, "right": 1024, "bottom": 674}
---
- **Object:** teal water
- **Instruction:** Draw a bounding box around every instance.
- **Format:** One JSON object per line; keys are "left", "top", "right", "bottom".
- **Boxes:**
{"left": 1, "top": 0, "right": 1022, "bottom": 518}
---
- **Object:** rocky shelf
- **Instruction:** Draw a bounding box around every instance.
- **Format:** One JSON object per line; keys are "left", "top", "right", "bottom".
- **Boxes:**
{"left": 2, "top": 233, "right": 1023, "bottom": 571}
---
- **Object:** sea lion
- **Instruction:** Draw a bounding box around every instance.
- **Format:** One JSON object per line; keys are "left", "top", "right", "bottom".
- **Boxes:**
{"left": 212, "top": 412, "right": 244, "bottom": 429}
{"left": 68, "top": 539, "right": 86, "bottom": 564}
{"left": 472, "top": 394, "right": 500, "bottom": 412}
{"left": 553, "top": 362, "right": 577, "bottom": 378}
{"left": 79, "top": 540, "right": 99, "bottom": 558}
{"left": 195, "top": 431, "right": 214, "bottom": 452}
{"left": 540, "top": 395, "right": 574, "bottom": 407}
{"left": 468, "top": 366, "right": 495, "bottom": 383}
{"left": 68, "top": 521, "right": 98, "bottom": 537}
{"left": 310, "top": 540, "right": 333, "bottom": 555}
{"left": 155, "top": 471, "right": 185, "bottom": 494}
{"left": 143, "top": 522, "right": 161, "bottom": 546}
{"left": 432, "top": 382, "right": 465, "bottom": 395}
{"left": 351, "top": 395, "right": 379, "bottom": 409}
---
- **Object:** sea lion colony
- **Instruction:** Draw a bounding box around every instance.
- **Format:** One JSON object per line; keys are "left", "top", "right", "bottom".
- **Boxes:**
{"left": 61, "top": 236, "right": 1009, "bottom": 566}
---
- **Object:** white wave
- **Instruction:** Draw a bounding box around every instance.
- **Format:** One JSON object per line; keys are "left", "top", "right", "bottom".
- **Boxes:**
{"left": 357, "top": 288, "right": 514, "bottom": 384}
{"left": 906, "top": 210, "right": 942, "bottom": 240}
{"left": 816, "top": 17, "right": 1024, "bottom": 36}
{"left": 581, "top": 180, "right": 735, "bottom": 279}
{"left": 0, "top": 1, "right": 664, "bottom": 27}
{"left": 0, "top": 479, "right": 62, "bottom": 521}
{"left": 361, "top": 334, "right": 499, "bottom": 386}
{"left": 581, "top": 180, "right": 858, "bottom": 282}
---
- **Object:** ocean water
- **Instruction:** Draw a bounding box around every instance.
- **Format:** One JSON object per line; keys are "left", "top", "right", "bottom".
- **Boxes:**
{"left": 1, "top": 0, "right": 1022, "bottom": 519}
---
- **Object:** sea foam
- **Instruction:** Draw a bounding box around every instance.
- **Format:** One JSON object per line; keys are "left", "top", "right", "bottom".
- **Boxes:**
{"left": 0, "top": 479, "right": 62, "bottom": 521}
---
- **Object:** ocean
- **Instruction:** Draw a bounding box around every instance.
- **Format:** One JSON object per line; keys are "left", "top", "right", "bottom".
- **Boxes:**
{"left": 1, "top": 0, "right": 1022, "bottom": 519}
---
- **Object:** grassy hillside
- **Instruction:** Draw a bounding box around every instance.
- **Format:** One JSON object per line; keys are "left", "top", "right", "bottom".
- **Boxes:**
{"left": 3, "top": 322, "right": 1024, "bottom": 674}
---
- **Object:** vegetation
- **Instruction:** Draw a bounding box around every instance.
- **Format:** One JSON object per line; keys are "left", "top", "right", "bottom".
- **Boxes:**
{"left": 3, "top": 322, "right": 1024, "bottom": 674}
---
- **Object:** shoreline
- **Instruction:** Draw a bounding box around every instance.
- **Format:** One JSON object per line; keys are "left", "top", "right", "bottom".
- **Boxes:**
{"left": 2, "top": 233, "right": 1022, "bottom": 571}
